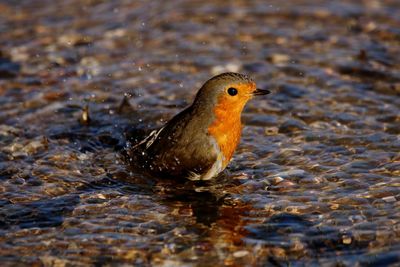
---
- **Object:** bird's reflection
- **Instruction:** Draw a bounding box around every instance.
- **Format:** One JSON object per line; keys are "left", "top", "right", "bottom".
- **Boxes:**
{"left": 162, "top": 190, "right": 224, "bottom": 226}
{"left": 153, "top": 175, "right": 255, "bottom": 256}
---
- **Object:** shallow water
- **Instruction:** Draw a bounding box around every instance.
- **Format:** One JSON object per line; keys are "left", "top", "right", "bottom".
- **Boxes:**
{"left": 1, "top": 0, "right": 400, "bottom": 266}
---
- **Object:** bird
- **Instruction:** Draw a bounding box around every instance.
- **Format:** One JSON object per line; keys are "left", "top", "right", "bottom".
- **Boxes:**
{"left": 125, "top": 72, "right": 270, "bottom": 180}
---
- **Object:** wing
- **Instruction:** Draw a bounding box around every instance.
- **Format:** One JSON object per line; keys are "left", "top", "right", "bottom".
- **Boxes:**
{"left": 129, "top": 106, "right": 218, "bottom": 178}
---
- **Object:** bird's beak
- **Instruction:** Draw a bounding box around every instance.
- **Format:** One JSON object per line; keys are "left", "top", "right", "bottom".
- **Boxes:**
{"left": 253, "top": 88, "right": 271, "bottom": 96}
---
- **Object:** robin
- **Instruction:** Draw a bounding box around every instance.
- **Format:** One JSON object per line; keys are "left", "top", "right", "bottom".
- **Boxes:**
{"left": 126, "top": 72, "right": 270, "bottom": 180}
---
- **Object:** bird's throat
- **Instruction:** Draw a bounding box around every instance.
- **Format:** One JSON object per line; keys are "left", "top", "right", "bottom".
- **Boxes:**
{"left": 207, "top": 103, "right": 243, "bottom": 167}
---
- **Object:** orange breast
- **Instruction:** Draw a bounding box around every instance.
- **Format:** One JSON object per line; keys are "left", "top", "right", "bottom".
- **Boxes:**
{"left": 208, "top": 100, "right": 243, "bottom": 167}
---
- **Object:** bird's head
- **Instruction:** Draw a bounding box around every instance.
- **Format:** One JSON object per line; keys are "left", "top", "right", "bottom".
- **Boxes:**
{"left": 193, "top": 72, "right": 269, "bottom": 115}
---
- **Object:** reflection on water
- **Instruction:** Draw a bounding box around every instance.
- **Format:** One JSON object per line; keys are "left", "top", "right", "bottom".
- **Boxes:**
{"left": 1, "top": 0, "right": 400, "bottom": 265}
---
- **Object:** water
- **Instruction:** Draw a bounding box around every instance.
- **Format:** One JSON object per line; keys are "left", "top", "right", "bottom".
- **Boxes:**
{"left": 1, "top": 0, "right": 400, "bottom": 266}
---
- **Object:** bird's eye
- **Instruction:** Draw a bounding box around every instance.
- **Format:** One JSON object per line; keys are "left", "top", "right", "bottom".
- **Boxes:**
{"left": 227, "top": 87, "right": 238, "bottom": 96}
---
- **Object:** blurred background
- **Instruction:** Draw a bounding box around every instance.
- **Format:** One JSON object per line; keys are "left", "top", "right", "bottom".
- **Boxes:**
{"left": 0, "top": 0, "right": 399, "bottom": 266}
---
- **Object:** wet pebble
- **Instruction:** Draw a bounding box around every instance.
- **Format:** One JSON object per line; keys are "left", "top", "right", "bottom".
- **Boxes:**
{"left": 58, "top": 33, "right": 93, "bottom": 47}
{"left": 233, "top": 250, "right": 249, "bottom": 258}
{"left": 277, "top": 84, "right": 307, "bottom": 98}
{"left": 278, "top": 119, "right": 308, "bottom": 134}
{"left": 266, "top": 53, "right": 290, "bottom": 64}
{"left": 243, "top": 114, "right": 278, "bottom": 127}
{"left": 0, "top": 54, "right": 20, "bottom": 79}
{"left": 211, "top": 62, "right": 241, "bottom": 75}
{"left": 243, "top": 62, "right": 269, "bottom": 73}
{"left": 269, "top": 169, "right": 307, "bottom": 179}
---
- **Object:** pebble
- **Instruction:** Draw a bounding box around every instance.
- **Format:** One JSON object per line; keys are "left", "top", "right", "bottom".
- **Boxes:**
{"left": 23, "top": 140, "right": 44, "bottom": 154}
{"left": 233, "top": 250, "right": 249, "bottom": 258}
{"left": 277, "top": 84, "right": 307, "bottom": 98}
{"left": 0, "top": 125, "right": 20, "bottom": 136}
{"left": 243, "top": 62, "right": 268, "bottom": 73}
{"left": 269, "top": 169, "right": 306, "bottom": 179}
{"left": 79, "top": 105, "right": 91, "bottom": 125}
{"left": 0, "top": 55, "right": 20, "bottom": 79}
{"left": 382, "top": 196, "right": 396, "bottom": 203}
{"left": 298, "top": 176, "right": 325, "bottom": 184}
{"left": 268, "top": 176, "right": 284, "bottom": 185}
{"left": 77, "top": 57, "right": 101, "bottom": 76}
{"left": 58, "top": 33, "right": 92, "bottom": 47}
{"left": 266, "top": 53, "right": 290, "bottom": 64}
{"left": 342, "top": 235, "right": 352, "bottom": 245}
{"left": 10, "top": 46, "right": 29, "bottom": 62}
{"left": 105, "top": 28, "right": 127, "bottom": 38}
{"left": 278, "top": 119, "right": 308, "bottom": 134}
{"left": 211, "top": 62, "right": 241, "bottom": 75}
{"left": 264, "top": 127, "right": 279, "bottom": 135}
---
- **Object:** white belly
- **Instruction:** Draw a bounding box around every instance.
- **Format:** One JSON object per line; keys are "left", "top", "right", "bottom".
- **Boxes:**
{"left": 187, "top": 137, "right": 225, "bottom": 181}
